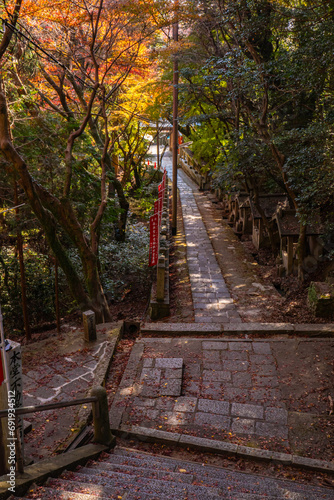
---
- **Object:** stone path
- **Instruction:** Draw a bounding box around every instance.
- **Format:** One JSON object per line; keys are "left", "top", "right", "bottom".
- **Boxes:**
{"left": 159, "top": 150, "right": 241, "bottom": 324}
{"left": 110, "top": 336, "right": 334, "bottom": 460}
{"left": 21, "top": 323, "right": 122, "bottom": 461}
{"left": 111, "top": 338, "right": 287, "bottom": 451}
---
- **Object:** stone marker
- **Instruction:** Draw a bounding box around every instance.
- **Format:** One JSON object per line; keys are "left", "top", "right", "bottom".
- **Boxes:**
{"left": 308, "top": 282, "right": 334, "bottom": 318}
{"left": 83, "top": 310, "right": 97, "bottom": 342}
{"left": 156, "top": 256, "right": 166, "bottom": 302}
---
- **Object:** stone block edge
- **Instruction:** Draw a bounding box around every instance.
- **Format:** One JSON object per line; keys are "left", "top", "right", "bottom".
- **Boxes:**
{"left": 140, "top": 322, "right": 334, "bottom": 337}
{"left": 126, "top": 426, "right": 334, "bottom": 475}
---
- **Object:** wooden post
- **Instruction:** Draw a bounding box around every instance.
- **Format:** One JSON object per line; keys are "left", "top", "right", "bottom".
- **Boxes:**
{"left": 157, "top": 122, "right": 160, "bottom": 170}
{"left": 15, "top": 415, "right": 24, "bottom": 473}
{"left": 0, "top": 339, "right": 24, "bottom": 475}
{"left": 258, "top": 219, "right": 263, "bottom": 248}
{"left": 14, "top": 181, "right": 31, "bottom": 341}
{"left": 83, "top": 310, "right": 97, "bottom": 342}
{"left": 55, "top": 258, "right": 61, "bottom": 335}
{"left": 287, "top": 236, "right": 294, "bottom": 275}
{"left": 91, "top": 387, "right": 115, "bottom": 447}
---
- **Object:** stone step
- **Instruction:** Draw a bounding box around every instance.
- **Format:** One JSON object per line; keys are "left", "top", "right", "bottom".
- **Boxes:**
{"left": 86, "top": 461, "right": 195, "bottom": 483}
{"left": 10, "top": 484, "right": 333, "bottom": 500}
{"left": 25, "top": 486, "right": 109, "bottom": 499}
{"left": 104, "top": 453, "right": 177, "bottom": 472}
{"left": 59, "top": 470, "right": 222, "bottom": 499}
{"left": 124, "top": 494, "right": 276, "bottom": 500}
{"left": 46, "top": 477, "right": 126, "bottom": 497}
{"left": 5, "top": 493, "right": 265, "bottom": 500}
{"left": 121, "top": 493, "right": 164, "bottom": 500}
{"left": 9, "top": 448, "right": 334, "bottom": 500}
{"left": 113, "top": 448, "right": 334, "bottom": 500}
{"left": 109, "top": 453, "right": 282, "bottom": 497}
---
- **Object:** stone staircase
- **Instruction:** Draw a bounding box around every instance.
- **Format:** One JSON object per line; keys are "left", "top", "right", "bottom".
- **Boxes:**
{"left": 10, "top": 447, "right": 334, "bottom": 499}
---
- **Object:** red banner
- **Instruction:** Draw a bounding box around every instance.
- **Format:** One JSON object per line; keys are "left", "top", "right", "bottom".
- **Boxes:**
{"left": 154, "top": 200, "right": 159, "bottom": 215}
{"left": 158, "top": 188, "right": 165, "bottom": 227}
{"left": 149, "top": 213, "right": 159, "bottom": 267}
{"left": 158, "top": 171, "right": 167, "bottom": 193}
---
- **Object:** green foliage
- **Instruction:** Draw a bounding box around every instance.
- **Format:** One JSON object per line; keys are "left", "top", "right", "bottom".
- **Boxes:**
{"left": 0, "top": 248, "right": 63, "bottom": 334}
{"left": 212, "top": 133, "right": 279, "bottom": 193}
{"left": 280, "top": 125, "right": 334, "bottom": 210}
{"left": 129, "top": 181, "right": 158, "bottom": 218}
{"left": 99, "top": 222, "right": 150, "bottom": 301}
{"left": 175, "top": 0, "right": 334, "bottom": 239}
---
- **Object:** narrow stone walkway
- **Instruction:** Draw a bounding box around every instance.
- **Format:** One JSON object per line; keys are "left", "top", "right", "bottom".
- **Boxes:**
{"left": 160, "top": 150, "right": 241, "bottom": 324}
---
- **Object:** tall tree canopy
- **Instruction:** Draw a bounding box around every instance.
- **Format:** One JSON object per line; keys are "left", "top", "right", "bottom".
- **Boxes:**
{"left": 0, "top": 0, "right": 164, "bottom": 321}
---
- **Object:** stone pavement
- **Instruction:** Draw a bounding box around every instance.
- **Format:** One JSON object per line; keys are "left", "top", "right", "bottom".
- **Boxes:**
{"left": 150, "top": 147, "right": 289, "bottom": 323}
{"left": 21, "top": 323, "right": 122, "bottom": 461}
{"left": 156, "top": 149, "right": 242, "bottom": 324}
{"left": 110, "top": 337, "right": 334, "bottom": 461}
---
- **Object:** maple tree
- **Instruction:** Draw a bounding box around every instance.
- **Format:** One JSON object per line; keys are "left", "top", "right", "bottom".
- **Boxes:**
{"left": 0, "top": 0, "right": 160, "bottom": 321}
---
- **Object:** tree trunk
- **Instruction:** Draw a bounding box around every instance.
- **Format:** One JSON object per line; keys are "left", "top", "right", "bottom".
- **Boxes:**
{"left": 87, "top": 120, "right": 129, "bottom": 242}
{"left": 114, "top": 178, "right": 129, "bottom": 242}
{"left": 14, "top": 181, "right": 31, "bottom": 341}
{"left": 297, "top": 222, "right": 307, "bottom": 282}
{"left": 0, "top": 91, "right": 111, "bottom": 323}
{"left": 133, "top": 163, "right": 141, "bottom": 190}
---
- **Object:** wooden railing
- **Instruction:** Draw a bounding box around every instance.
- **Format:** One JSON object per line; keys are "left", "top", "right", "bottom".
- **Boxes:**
{"left": 0, "top": 387, "right": 113, "bottom": 474}
{"left": 178, "top": 144, "right": 210, "bottom": 189}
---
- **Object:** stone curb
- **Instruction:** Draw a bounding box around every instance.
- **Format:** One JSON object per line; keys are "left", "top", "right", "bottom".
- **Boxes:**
{"left": 116, "top": 426, "right": 334, "bottom": 476}
{"left": 0, "top": 443, "right": 108, "bottom": 500}
{"left": 140, "top": 322, "right": 334, "bottom": 336}
{"left": 109, "top": 342, "right": 145, "bottom": 430}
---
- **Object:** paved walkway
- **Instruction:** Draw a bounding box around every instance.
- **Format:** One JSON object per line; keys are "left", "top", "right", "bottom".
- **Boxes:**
{"left": 157, "top": 149, "right": 241, "bottom": 324}
{"left": 21, "top": 323, "right": 122, "bottom": 461}
{"left": 110, "top": 336, "right": 334, "bottom": 461}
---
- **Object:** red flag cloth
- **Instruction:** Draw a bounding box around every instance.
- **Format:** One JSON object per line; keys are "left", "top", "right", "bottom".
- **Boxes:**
{"left": 158, "top": 188, "right": 164, "bottom": 227}
{"left": 158, "top": 175, "right": 166, "bottom": 193}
